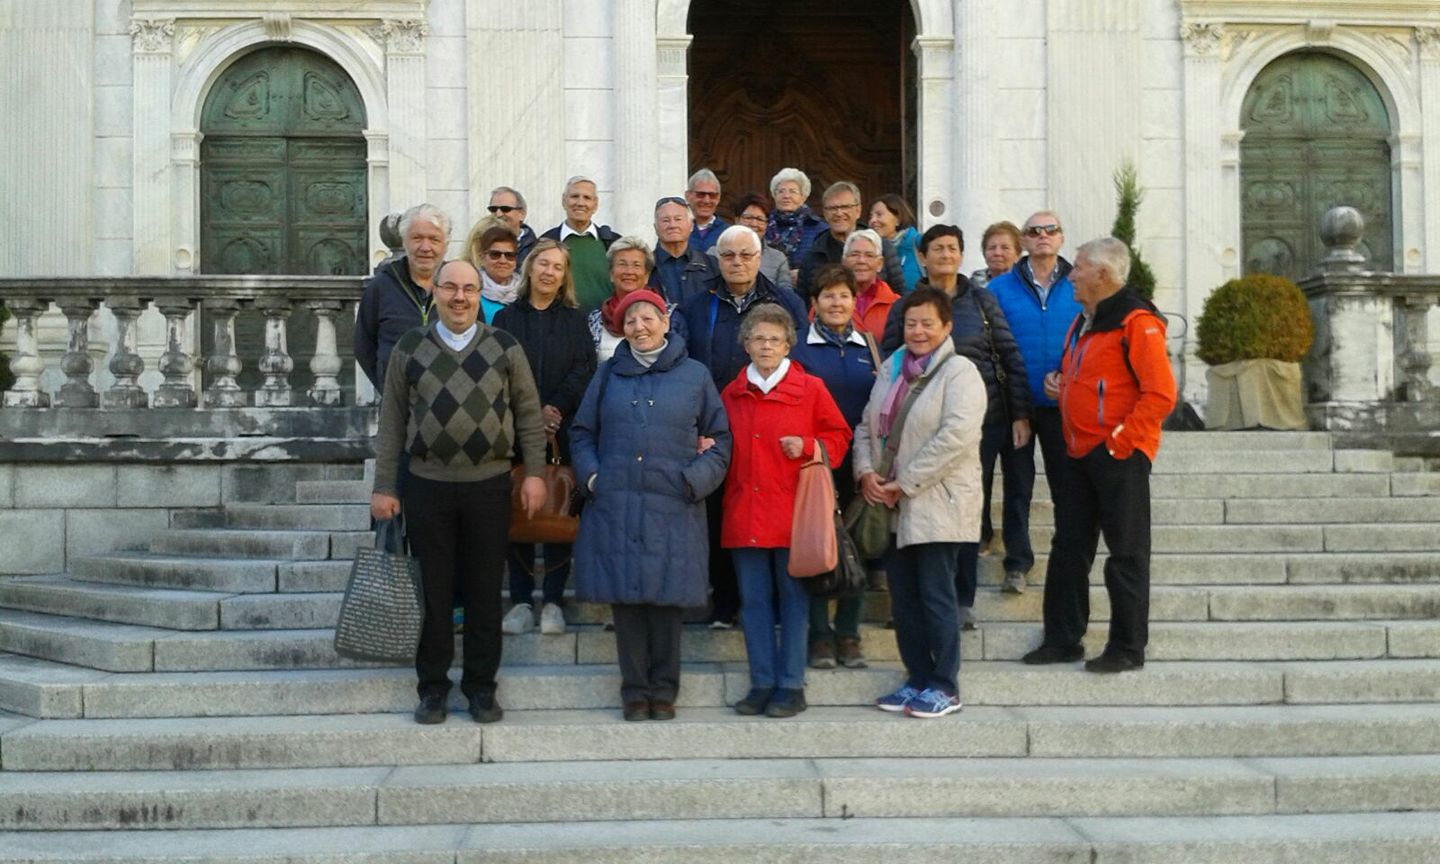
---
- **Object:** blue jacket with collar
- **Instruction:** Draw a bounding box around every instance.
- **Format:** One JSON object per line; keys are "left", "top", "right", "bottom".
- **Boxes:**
{"left": 788, "top": 323, "right": 879, "bottom": 428}
{"left": 673, "top": 273, "right": 808, "bottom": 393}
{"left": 986, "top": 256, "right": 1082, "bottom": 408}
{"left": 650, "top": 244, "right": 720, "bottom": 305}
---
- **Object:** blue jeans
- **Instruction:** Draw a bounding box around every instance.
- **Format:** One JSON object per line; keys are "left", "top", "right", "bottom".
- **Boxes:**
{"left": 885, "top": 540, "right": 961, "bottom": 697}
{"left": 980, "top": 420, "right": 1036, "bottom": 574}
{"left": 732, "top": 547, "right": 808, "bottom": 690}
{"left": 507, "top": 543, "right": 571, "bottom": 607}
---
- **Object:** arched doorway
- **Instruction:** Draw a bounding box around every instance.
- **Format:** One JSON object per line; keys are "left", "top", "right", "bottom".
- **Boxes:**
{"left": 686, "top": 0, "right": 917, "bottom": 210}
{"left": 1240, "top": 51, "right": 1393, "bottom": 279}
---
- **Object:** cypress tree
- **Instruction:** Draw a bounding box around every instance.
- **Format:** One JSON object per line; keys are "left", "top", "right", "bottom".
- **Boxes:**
{"left": 1112, "top": 162, "right": 1158, "bottom": 301}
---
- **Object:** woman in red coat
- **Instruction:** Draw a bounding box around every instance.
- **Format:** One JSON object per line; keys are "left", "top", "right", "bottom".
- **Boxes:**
{"left": 721, "top": 304, "right": 852, "bottom": 719}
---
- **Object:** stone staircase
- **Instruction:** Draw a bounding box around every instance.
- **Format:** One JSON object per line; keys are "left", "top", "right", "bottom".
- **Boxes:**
{"left": 1, "top": 431, "right": 1439, "bottom": 861}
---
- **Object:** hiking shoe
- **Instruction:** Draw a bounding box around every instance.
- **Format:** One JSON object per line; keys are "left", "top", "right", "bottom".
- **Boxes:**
{"left": 959, "top": 606, "right": 977, "bottom": 630}
{"left": 650, "top": 701, "right": 676, "bottom": 721}
{"left": 836, "top": 637, "right": 868, "bottom": 669}
{"left": 467, "top": 693, "right": 503, "bottom": 724}
{"left": 539, "top": 603, "right": 566, "bottom": 635}
{"left": 501, "top": 603, "right": 534, "bottom": 635}
{"left": 1022, "top": 643, "right": 1085, "bottom": 665}
{"left": 765, "top": 688, "right": 807, "bottom": 718}
{"left": 734, "top": 687, "right": 774, "bottom": 716}
{"left": 623, "top": 701, "right": 650, "bottom": 722}
{"left": 1002, "top": 571, "right": 1027, "bottom": 594}
{"left": 808, "top": 640, "right": 836, "bottom": 669}
{"left": 904, "top": 688, "right": 962, "bottom": 718}
{"left": 1085, "top": 652, "right": 1144, "bottom": 673}
{"left": 413, "top": 693, "right": 446, "bottom": 725}
{"left": 875, "top": 684, "right": 921, "bottom": 713}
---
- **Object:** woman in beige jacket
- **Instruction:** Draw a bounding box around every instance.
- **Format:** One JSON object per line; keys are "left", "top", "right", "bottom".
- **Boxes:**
{"left": 854, "top": 287, "right": 987, "bottom": 719}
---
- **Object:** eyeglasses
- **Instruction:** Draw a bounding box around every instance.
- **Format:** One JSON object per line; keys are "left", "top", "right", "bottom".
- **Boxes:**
{"left": 823, "top": 202, "right": 860, "bottom": 214}
{"left": 435, "top": 283, "right": 479, "bottom": 297}
{"left": 737, "top": 213, "right": 767, "bottom": 223}
{"left": 718, "top": 250, "right": 760, "bottom": 262}
{"left": 487, "top": 205, "right": 520, "bottom": 215}
{"left": 1024, "top": 224, "right": 1062, "bottom": 237}
{"left": 843, "top": 251, "right": 879, "bottom": 260}
{"left": 485, "top": 250, "right": 517, "bottom": 261}
{"left": 688, "top": 190, "right": 720, "bottom": 199}
{"left": 654, "top": 196, "right": 688, "bottom": 210}
{"left": 747, "top": 335, "right": 786, "bottom": 346}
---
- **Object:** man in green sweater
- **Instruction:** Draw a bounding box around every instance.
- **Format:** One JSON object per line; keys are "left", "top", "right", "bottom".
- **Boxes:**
{"left": 371, "top": 259, "right": 548, "bottom": 725}
{"left": 540, "top": 175, "right": 620, "bottom": 315}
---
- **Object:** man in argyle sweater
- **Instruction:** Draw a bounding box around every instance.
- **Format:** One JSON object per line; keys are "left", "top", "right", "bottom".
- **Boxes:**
{"left": 372, "top": 259, "right": 548, "bottom": 725}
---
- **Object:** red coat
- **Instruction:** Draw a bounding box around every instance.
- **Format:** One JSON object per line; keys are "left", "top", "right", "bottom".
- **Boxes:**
{"left": 854, "top": 278, "right": 900, "bottom": 338}
{"left": 720, "top": 361, "right": 852, "bottom": 549}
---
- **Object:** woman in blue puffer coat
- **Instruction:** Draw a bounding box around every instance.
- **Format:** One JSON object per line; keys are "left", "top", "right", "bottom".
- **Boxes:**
{"left": 571, "top": 288, "right": 732, "bottom": 723}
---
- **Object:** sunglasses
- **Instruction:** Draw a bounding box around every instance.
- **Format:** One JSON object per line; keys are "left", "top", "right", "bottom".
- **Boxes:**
{"left": 485, "top": 250, "right": 517, "bottom": 261}
{"left": 1024, "top": 224, "right": 1062, "bottom": 237}
{"left": 654, "top": 196, "right": 689, "bottom": 210}
{"left": 487, "top": 205, "right": 520, "bottom": 215}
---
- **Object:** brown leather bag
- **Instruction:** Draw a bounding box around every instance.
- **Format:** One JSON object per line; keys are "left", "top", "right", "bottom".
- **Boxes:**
{"left": 510, "top": 433, "right": 579, "bottom": 545}
{"left": 787, "top": 441, "right": 840, "bottom": 578}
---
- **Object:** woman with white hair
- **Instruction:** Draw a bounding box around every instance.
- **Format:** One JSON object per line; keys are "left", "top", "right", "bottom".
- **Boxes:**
{"left": 764, "top": 167, "right": 826, "bottom": 271}
{"left": 841, "top": 228, "right": 901, "bottom": 338}
{"left": 588, "top": 236, "right": 673, "bottom": 363}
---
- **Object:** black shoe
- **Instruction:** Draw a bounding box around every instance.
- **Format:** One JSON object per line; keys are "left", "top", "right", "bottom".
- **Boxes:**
{"left": 765, "top": 688, "right": 807, "bottom": 718}
{"left": 1021, "top": 643, "right": 1085, "bottom": 665}
{"left": 467, "top": 693, "right": 504, "bottom": 723}
{"left": 414, "top": 693, "right": 447, "bottom": 724}
{"left": 1085, "top": 652, "right": 1144, "bottom": 674}
{"left": 734, "top": 687, "right": 774, "bottom": 715}
{"left": 649, "top": 700, "right": 676, "bottom": 721}
{"left": 623, "top": 701, "right": 650, "bottom": 722}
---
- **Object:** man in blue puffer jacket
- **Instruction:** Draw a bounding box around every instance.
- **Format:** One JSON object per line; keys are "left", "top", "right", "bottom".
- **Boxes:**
{"left": 986, "top": 211, "right": 1084, "bottom": 593}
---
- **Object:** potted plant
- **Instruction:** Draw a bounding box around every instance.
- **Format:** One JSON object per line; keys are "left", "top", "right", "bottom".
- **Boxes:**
{"left": 1195, "top": 273, "right": 1314, "bottom": 430}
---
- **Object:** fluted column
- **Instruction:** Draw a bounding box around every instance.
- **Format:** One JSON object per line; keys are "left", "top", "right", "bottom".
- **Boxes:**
{"left": 951, "top": 1, "right": 990, "bottom": 240}
{"left": 381, "top": 19, "right": 429, "bottom": 208}
{"left": 203, "top": 299, "right": 246, "bottom": 408}
{"left": 254, "top": 302, "right": 294, "bottom": 407}
{"left": 467, "top": 2, "right": 565, "bottom": 225}
{"left": 613, "top": 0, "right": 660, "bottom": 236}
{"left": 1180, "top": 20, "right": 1228, "bottom": 406}
{"left": 655, "top": 35, "right": 693, "bottom": 194}
{"left": 102, "top": 298, "right": 147, "bottom": 408}
{"left": 306, "top": 300, "right": 344, "bottom": 406}
{"left": 153, "top": 298, "right": 197, "bottom": 408}
{"left": 130, "top": 18, "right": 174, "bottom": 274}
{"left": 58, "top": 299, "right": 101, "bottom": 408}
{"left": 1418, "top": 28, "right": 1440, "bottom": 273}
{"left": 915, "top": 36, "right": 955, "bottom": 231}
{"left": 2, "top": 301, "right": 51, "bottom": 408}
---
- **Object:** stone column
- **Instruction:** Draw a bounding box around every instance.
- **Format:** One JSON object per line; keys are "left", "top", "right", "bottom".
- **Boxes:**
{"left": 203, "top": 299, "right": 246, "bottom": 408}
{"left": 381, "top": 19, "right": 429, "bottom": 210}
{"left": 466, "top": 2, "right": 565, "bottom": 226}
{"left": 170, "top": 131, "right": 203, "bottom": 274}
{"left": 102, "top": 298, "right": 147, "bottom": 408}
{"left": 130, "top": 18, "right": 175, "bottom": 275}
{"left": 1180, "top": 20, "right": 1228, "bottom": 408}
{"left": 612, "top": 0, "right": 660, "bottom": 236}
{"left": 307, "top": 301, "right": 345, "bottom": 406}
{"left": 254, "top": 302, "right": 294, "bottom": 408}
{"left": 951, "top": 1, "right": 991, "bottom": 240}
{"left": 915, "top": 36, "right": 955, "bottom": 230}
{"left": 2, "top": 301, "right": 52, "bottom": 408}
{"left": 153, "top": 299, "right": 198, "bottom": 409}
{"left": 656, "top": 35, "right": 694, "bottom": 194}
{"left": 1417, "top": 27, "right": 1440, "bottom": 273}
{"left": 58, "top": 299, "right": 101, "bottom": 408}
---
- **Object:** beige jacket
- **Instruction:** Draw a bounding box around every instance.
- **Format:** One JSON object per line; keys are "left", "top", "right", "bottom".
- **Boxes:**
{"left": 853, "top": 338, "right": 987, "bottom": 548}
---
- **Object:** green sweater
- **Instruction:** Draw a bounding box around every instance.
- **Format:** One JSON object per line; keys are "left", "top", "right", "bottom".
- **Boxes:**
{"left": 566, "top": 233, "right": 611, "bottom": 314}
{"left": 374, "top": 322, "right": 545, "bottom": 495}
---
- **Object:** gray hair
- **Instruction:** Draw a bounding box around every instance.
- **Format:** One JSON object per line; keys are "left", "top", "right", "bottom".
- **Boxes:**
{"left": 563, "top": 175, "right": 596, "bottom": 195}
{"left": 1076, "top": 237, "right": 1132, "bottom": 285}
{"left": 399, "top": 203, "right": 451, "bottom": 240}
{"left": 736, "top": 302, "right": 798, "bottom": 349}
{"left": 769, "top": 167, "right": 811, "bottom": 200}
{"left": 687, "top": 168, "right": 720, "bottom": 190}
{"left": 606, "top": 235, "right": 656, "bottom": 272}
{"left": 822, "top": 181, "right": 862, "bottom": 205}
{"left": 716, "top": 223, "right": 761, "bottom": 252}
{"left": 842, "top": 228, "right": 883, "bottom": 258}
{"left": 489, "top": 185, "right": 528, "bottom": 211}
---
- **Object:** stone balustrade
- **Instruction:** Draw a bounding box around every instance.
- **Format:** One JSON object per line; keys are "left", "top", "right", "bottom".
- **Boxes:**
{"left": 0, "top": 276, "right": 363, "bottom": 412}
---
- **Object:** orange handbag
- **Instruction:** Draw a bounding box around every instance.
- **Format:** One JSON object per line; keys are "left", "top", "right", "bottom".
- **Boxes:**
{"left": 509, "top": 433, "right": 579, "bottom": 545}
{"left": 787, "top": 441, "right": 840, "bottom": 578}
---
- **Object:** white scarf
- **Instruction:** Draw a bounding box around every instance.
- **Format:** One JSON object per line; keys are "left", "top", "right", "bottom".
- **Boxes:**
{"left": 746, "top": 358, "right": 790, "bottom": 394}
{"left": 481, "top": 270, "right": 519, "bottom": 306}
{"left": 633, "top": 339, "right": 668, "bottom": 368}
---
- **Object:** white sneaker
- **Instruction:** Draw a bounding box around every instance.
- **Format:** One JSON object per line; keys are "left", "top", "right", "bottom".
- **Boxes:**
{"left": 501, "top": 603, "right": 534, "bottom": 635}
{"left": 539, "top": 602, "right": 566, "bottom": 635}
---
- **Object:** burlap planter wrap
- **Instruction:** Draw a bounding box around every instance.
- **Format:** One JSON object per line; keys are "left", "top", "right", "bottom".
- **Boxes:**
{"left": 1205, "top": 359, "right": 1307, "bottom": 430}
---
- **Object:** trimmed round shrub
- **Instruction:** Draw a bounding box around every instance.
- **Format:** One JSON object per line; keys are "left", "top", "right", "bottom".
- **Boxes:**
{"left": 1196, "top": 274, "right": 1314, "bottom": 366}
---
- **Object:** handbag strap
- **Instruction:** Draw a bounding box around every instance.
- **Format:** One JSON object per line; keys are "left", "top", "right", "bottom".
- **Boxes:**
{"left": 976, "top": 293, "right": 1006, "bottom": 385}
{"left": 861, "top": 330, "right": 883, "bottom": 370}
{"left": 877, "top": 352, "right": 953, "bottom": 479}
{"left": 375, "top": 515, "right": 408, "bottom": 555}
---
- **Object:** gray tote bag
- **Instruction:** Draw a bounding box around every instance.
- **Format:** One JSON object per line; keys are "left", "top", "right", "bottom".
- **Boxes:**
{"left": 333, "top": 515, "right": 425, "bottom": 663}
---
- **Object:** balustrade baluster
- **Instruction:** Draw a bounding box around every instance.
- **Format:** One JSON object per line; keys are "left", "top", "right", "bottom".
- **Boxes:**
{"left": 203, "top": 299, "right": 246, "bottom": 408}
{"left": 307, "top": 300, "right": 344, "bottom": 406}
{"left": 1399, "top": 295, "right": 1435, "bottom": 402}
{"left": 1, "top": 299, "right": 51, "bottom": 408}
{"left": 57, "top": 298, "right": 100, "bottom": 408}
{"left": 255, "top": 301, "right": 294, "bottom": 407}
{"left": 153, "top": 299, "right": 197, "bottom": 408}
{"left": 102, "top": 297, "right": 147, "bottom": 408}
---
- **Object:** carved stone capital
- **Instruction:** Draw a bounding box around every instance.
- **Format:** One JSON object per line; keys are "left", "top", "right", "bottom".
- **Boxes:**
{"left": 129, "top": 18, "right": 175, "bottom": 54}
{"left": 263, "top": 12, "right": 292, "bottom": 42}
{"left": 1180, "top": 21, "right": 1223, "bottom": 57}
{"left": 1417, "top": 26, "right": 1440, "bottom": 61}
{"left": 377, "top": 18, "right": 429, "bottom": 55}
{"left": 1305, "top": 19, "right": 1337, "bottom": 44}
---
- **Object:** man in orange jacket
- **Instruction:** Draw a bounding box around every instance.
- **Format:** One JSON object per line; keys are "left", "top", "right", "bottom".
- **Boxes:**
{"left": 1022, "top": 237, "right": 1176, "bottom": 673}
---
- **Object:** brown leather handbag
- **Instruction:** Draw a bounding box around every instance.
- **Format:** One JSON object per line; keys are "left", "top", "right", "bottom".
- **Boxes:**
{"left": 510, "top": 433, "right": 579, "bottom": 544}
{"left": 788, "top": 442, "right": 840, "bottom": 578}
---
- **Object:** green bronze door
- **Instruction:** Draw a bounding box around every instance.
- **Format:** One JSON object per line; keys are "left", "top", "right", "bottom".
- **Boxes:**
{"left": 200, "top": 47, "right": 366, "bottom": 393}
{"left": 1240, "top": 52, "right": 1393, "bottom": 279}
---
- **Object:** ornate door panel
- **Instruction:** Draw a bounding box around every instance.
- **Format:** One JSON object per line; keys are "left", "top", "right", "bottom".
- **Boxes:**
{"left": 688, "top": 0, "right": 916, "bottom": 211}
{"left": 1241, "top": 52, "right": 1392, "bottom": 279}
{"left": 200, "top": 47, "right": 366, "bottom": 392}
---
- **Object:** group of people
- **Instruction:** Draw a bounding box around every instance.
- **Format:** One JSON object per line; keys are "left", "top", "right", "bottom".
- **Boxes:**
{"left": 358, "top": 166, "right": 1178, "bottom": 726}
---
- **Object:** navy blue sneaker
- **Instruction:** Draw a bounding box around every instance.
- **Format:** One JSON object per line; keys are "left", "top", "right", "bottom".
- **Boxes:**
{"left": 875, "top": 684, "right": 921, "bottom": 713}
{"left": 903, "top": 688, "right": 962, "bottom": 718}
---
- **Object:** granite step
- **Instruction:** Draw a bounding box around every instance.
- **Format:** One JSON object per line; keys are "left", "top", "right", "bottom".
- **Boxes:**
{"left": 70, "top": 555, "right": 280, "bottom": 594}
{"left": 7, "top": 754, "right": 1439, "bottom": 830}
{"left": 2, "top": 812, "right": 1439, "bottom": 863}
{"left": 0, "top": 610, "right": 170, "bottom": 673}
{"left": 294, "top": 480, "right": 370, "bottom": 504}
{"left": 221, "top": 504, "right": 371, "bottom": 532}
{"left": 0, "top": 576, "right": 224, "bottom": 630}
{"left": 147, "top": 529, "right": 371, "bottom": 562}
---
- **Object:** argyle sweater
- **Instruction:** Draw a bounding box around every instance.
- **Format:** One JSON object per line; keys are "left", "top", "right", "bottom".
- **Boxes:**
{"left": 374, "top": 322, "right": 546, "bottom": 495}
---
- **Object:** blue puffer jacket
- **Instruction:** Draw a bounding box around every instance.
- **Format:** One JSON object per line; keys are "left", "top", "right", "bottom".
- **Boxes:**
{"left": 570, "top": 338, "right": 732, "bottom": 607}
{"left": 987, "top": 257, "right": 1082, "bottom": 408}
{"left": 672, "top": 273, "right": 808, "bottom": 393}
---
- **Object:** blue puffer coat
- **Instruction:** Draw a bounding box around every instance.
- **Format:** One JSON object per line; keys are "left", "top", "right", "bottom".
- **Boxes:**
{"left": 672, "top": 273, "right": 808, "bottom": 393}
{"left": 987, "top": 257, "right": 1082, "bottom": 408}
{"left": 570, "top": 338, "right": 732, "bottom": 607}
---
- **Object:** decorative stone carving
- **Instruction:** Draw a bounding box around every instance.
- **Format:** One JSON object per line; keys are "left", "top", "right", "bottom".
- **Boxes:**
{"left": 1320, "top": 206, "right": 1367, "bottom": 271}
{"left": 1417, "top": 27, "right": 1440, "bottom": 61}
{"left": 103, "top": 298, "right": 148, "bottom": 409}
{"left": 262, "top": 12, "right": 292, "bottom": 42}
{"left": 306, "top": 301, "right": 344, "bottom": 406}
{"left": 129, "top": 18, "right": 175, "bottom": 54}
{"left": 1221, "top": 28, "right": 1254, "bottom": 62}
{"left": 1304, "top": 19, "right": 1337, "bottom": 44}
{"left": 153, "top": 300, "right": 198, "bottom": 409}
{"left": 1180, "top": 21, "right": 1223, "bottom": 56}
{"left": 2, "top": 301, "right": 50, "bottom": 408}
{"left": 377, "top": 18, "right": 428, "bottom": 55}
{"left": 58, "top": 300, "right": 101, "bottom": 408}
{"left": 203, "top": 299, "right": 247, "bottom": 408}
{"left": 255, "top": 302, "right": 295, "bottom": 408}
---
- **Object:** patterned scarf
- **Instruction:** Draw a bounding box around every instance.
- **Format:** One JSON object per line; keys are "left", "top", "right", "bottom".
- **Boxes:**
{"left": 815, "top": 320, "right": 854, "bottom": 349}
{"left": 598, "top": 289, "right": 628, "bottom": 337}
{"left": 765, "top": 205, "right": 815, "bottom": 260}
{"left": 481, "top": 270, "right": 519, "bottom": 306}
{"left": 876, "top": 349, "right": 933, "bottom": 442}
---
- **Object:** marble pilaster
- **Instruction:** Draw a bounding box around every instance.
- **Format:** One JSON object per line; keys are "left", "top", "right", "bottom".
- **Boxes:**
{"left": 1181, "top": 19, "right": 1228, "bottom": 407}
{"left": 381, "top": 18, "right": 430, "bottom": 208}
{"left": 951, "top": 0, "right": 992, "bottom": 240}
{"left": 612, "top": 0, "right": 660, "bottom": 235}
{"left": 1418, "top": 27, "right": 1440, "bottom": 273}
{"left": 915, "top": 36, "right": 955, "bottom": 230}
{"left": 131, "top": 17, "right": 175, "bottom": 275}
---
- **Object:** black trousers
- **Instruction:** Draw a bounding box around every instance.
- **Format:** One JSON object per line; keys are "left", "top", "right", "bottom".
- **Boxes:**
{"left": 402, "top": 472, "right": 510, "bottom": 700}
{"left": 1040, "top": 446, "right": 1153, "bottom": 661}
{"left": 612, "top": 604, "right": 684, "bottom": 704}
{"left": 705, "top": 484, "right": 738, "bottom": 623}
